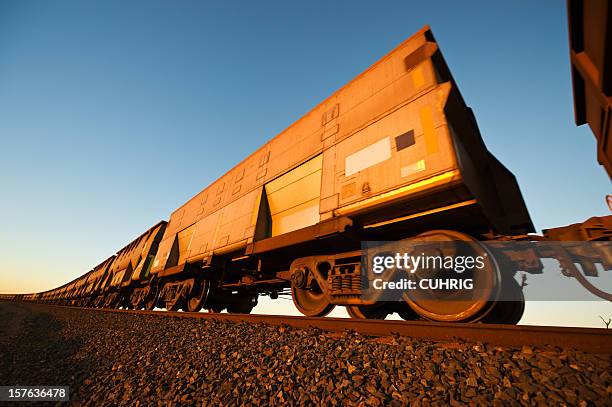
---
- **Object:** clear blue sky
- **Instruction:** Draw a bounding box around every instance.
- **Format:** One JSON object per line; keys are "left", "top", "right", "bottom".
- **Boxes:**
{"left": 0, "top": 1, "right": 610, "bottom": 325}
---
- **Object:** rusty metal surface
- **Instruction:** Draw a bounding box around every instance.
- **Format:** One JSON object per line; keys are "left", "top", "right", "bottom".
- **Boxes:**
{"left": 567, "top": 0, "right": 612, "bottom": 177}
{"left": 544, "top": 215, "right": 612, "bottom": 241}
{"left": 41, "top": 304, "right": 612, "bottom": 354}
{"left": 246, "top": 216, "right": 353, "bottom": 255}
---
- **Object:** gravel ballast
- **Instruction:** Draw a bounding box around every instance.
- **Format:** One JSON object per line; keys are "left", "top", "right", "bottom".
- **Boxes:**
{"left": 0, "top": 302, "right": 610, "bottom": 406}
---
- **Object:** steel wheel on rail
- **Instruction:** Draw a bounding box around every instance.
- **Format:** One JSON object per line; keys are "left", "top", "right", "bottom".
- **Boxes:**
{"left": 123, "top": 297, "right": 134, "bottom": 310}
{"left": 227, "top": 295, "right": 257, "bottom": 314}
{"left": 346, "top": 304, "right": 389, "bottom": 319}
{"left": 481, "top": 277, "right": 525, "bottom": 325}
{"left": 165, "top": 287, "right": 185, "bottom": 311}
{"left": 403, "top": 230, "right": 501, "bottom": 323}
{"left": 143, "top": 286, "right": 158, "bottom": 311}
{"left": 291, "top": 266, "right": 335, "bottom": 317}
{"left": 102, "top": 294, "right": 114, "bottom": 309}
{"left": 130, "top": 292, "right": 143, "bottom": 310}
{"left": 166, "top": 298, "right": 184, "bottom": 311}
{"left": 186, "top": 279, "right": 210, "bottom": 312}
{"left": 112, "top": 295, "right": 123, "bottom": 309}
{"left": 395, "top": 303, "right": 420, "bottom": 321}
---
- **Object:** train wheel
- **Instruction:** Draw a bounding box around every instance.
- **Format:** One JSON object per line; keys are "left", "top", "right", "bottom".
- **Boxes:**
{"left": 143, "top": 286, "right": 158, "bottom": 311}
{"left": 395, "top": 303, "right": 420, "bottom": 321}
{"left": 291, "top": 267, "right": 335, "bottom": 317}
{"left": 112, "top": 295, "right": 122, "bottom": 309}
{"left": 130, "top": 293, "right": 142, "bottom": 310}
{"left": 166, "top": 299, "right": 183, "bottom": 311}
{"left": 114, "top": 295, "right": 123, "bottom": 309}
{"left": 404, "top": 230, "right": 500, "bottom": 323}
{"left": 346, "top": 304, "right": 389, "bottom": 319}
{"left": 186, "top": 279, "right": 210, "bottom": 313}
{"left": 165, "top": 289, "right": 185, "bottom": 311}
{"left": 144, "top": 298, "right": 156, "bottom": 310}
{"left": 123, "top": 298, "right": 134, "bottom": 310}
{"left": 227, "top": 296, "right": 257, "bottom": 314}
{"left": 481, "top": 278, "right": 525, "bottom": 325}
{"left": 101, "top": 295, "right": 110, "bottom": 308}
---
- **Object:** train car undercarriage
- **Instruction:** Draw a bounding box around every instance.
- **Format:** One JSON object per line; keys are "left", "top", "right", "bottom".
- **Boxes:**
{"left": 93, "top": 215, "right": 609, "bottom": 326}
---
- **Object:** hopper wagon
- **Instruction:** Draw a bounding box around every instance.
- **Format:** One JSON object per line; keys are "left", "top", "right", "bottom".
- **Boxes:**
{"left": 95, "top": 221, "right": 166, "bottom": 309}
{"left": 139, "top": 26, "right": 533, "bottom": 321}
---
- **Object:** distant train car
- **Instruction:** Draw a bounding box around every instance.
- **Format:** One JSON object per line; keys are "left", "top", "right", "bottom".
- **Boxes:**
{"left": 70, "top": 275, "right": 87, "bottom": 305}
{"left": 97, "top": 221, "right": 166, "bottom": 309}
{"left": 82, "top": 256, "right": 115, "bottom": 306}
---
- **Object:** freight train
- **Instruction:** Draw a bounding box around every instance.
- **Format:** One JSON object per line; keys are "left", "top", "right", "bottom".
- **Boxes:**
{"left": 3, "top": 26, "right": 611, "bottom": 324}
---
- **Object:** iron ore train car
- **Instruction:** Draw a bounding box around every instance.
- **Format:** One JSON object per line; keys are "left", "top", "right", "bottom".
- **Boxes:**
{"left": 144, "top": 25, "right": 533, "bottom": 321}
{"left": 4, "top": 26, "right": 610, "bottom": 323}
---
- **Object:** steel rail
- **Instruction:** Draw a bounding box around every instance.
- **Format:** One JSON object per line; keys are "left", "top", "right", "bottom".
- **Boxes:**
{"left": 15, "top": 302, "right": 612, "bottom": 354}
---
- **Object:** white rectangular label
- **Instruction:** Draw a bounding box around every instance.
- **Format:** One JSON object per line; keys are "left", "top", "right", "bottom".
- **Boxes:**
{"left": 401, "top": 160, "right": 426, "bottom": 177}
{"left": 345, "top": 137, "right": 391, "bottom": 177}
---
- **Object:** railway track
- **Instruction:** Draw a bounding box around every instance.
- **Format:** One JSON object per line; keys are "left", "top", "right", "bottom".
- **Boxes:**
{"left": 39, "top": 304, "right": 612, "bottom": 354}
